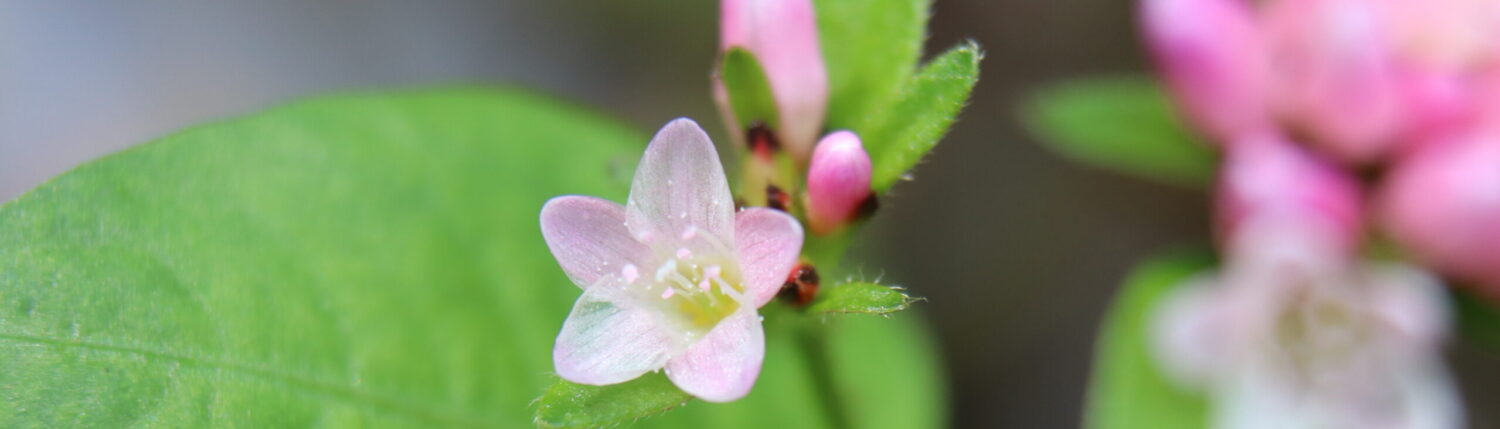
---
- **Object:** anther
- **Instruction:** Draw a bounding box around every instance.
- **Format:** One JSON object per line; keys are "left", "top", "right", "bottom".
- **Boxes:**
{"left": 621, "top": 264, "right": 639, "bottom": 284}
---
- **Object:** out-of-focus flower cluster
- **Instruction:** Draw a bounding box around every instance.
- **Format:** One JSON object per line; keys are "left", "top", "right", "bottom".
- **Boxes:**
{"left": 1144, "top": 0, "right": 1500, "bottom": 293}
{"left": 1140, "top": 0, "right": 1500, "bottom": 426}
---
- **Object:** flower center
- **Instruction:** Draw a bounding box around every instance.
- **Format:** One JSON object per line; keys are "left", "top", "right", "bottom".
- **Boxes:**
{"left": 620, "top": 246, "right": 746, "bottom": 337}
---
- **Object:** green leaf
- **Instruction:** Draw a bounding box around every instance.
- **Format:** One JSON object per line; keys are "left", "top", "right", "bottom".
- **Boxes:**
{"left": 864, "top": 42, "right": 982, "bottom": 192}
{"left": 815, "top": 0, "right": 929, "bottom": 132}
{"left": 535, "top": 374, "right": 691, "bottom": 428}
{"left": 1023, "top": 76, "right": 1218, "bottom": 188}
{"left": 807, "top": 282, "right": 916, "bottom": 315}
{"left": 1085, "top": 250, "right": 1214, "bottom": 429}
{"left": 0, "top": 89, "right": 944, "bottom": 428}
{"left": 720, "top": 48, "right": 780, "bottom": 129}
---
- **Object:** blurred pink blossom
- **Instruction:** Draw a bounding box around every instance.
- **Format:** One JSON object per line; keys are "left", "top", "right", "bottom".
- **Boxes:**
{"left": 1140, "top": 0, "right": 1272, "bottom": 143}
{"left": 1140, "top": 0, "right": 1500, "bottom": 165}
{"left": 1215, "top": 134, "right": 1364, "bottom": 254}
{"left": 540, "top": 119, "right": 803, "bottom": 402}
{"left": 716, "top": 0, "right": 829, "bottom": 160}
{"left": 804, "top": 130, "right": 872, "bottom": 235}
{"left": 1381, "top": 126, "right": 1500, "bottom": 299}
{"left": 1154, "top": 134, "right": 1460, "bottom": 429}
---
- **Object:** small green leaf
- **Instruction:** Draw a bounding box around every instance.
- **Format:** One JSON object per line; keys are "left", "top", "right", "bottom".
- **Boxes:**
{"left": 1085, "top": 249, "right": 1214, "bottom": 429}
{"left": 534, "top": 374, "right": 693, "bottom": 428}
{"left": 1023, "top": 76, "right": 1218, "bottom": 188}
{"left": 807, "top": 282, "right": 916, "bottom": 315}
{"left": 815, "top": 0, "right": 929, "bottom": 132}
{"left": 720, "top": 48, "right": 780, "bottom": 129}
{"left": 864, "top": 42, "right": 982, "bottom": 192}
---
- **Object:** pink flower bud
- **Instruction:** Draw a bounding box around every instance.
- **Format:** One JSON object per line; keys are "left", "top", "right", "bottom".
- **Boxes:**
{"left": 717, "top": 0, "right": 829, "bottom": 160}
{"left": 1381, "top": 127, "right": 1500, "bottom": 298}
{"left": 1264, "top": 0, "right": 1406, "bottom": 164}
{"left": 1140, "top": 0, "right": 1273, "bottom": 143}
{"left": 804, "top": 131, "right": 871, "bottom": 235}
{"left": 1216, "top": 134, "right": 1364, "bottom": 255}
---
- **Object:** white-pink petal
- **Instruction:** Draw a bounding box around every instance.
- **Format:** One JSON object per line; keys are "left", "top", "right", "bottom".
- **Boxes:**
{"left": 666, "top": 310, "right": 765, "bottom": 402}
{"left": 554, "top": 286, "right": 687, "bottom": 385}
{"left": 540, "top": 196, "right": 652, "bottom": 288}
{"left": 1152, "top": 275, "right": 1234, "bottom": 388}
{"left": 734, "top": 207, "right": 803, "bottom": 307}
{"left": 626, "top": 119, "right": 737, "bottom": 252}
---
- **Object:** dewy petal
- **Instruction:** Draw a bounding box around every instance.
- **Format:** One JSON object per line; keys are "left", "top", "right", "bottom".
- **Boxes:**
{"left": 540, "top": 196, "right": 652, "bottom": 288}
{"left": 735, "top": 208, "right": 804, "bottom": 307}
{"left": 626, "top": 118, "right": 737, "bottom": 251}
{"left": 665, "top": 310, "right": 765, "bottom": 402}
{"left": 554, "top": 286, "right": 688, "bottom": 385}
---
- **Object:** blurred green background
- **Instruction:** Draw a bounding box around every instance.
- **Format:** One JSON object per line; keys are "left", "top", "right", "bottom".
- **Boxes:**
{"left": 3, "top": 1, "right": 1498, "bottom": 427}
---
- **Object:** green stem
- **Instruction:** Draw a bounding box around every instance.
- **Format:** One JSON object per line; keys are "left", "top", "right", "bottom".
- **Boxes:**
{"left": 797, "top": 322, "right": 852, "bottom": 429}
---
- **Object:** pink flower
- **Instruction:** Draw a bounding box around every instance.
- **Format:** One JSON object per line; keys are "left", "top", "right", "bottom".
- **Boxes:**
{"left": 1264, "top": 0, "right": 1406, "bottom": 164}
{"left": 804, "top": 131, "right": 872, "bottom": 235}
{"left": 540, "top": 119, "right": 804, "bottom": 402}
{"left": 1155, "top": 135, "right": 1461, "bottom": 428}
{"left": 1154, "top": 262, "right": 1461, "bottom": 429}
{"left": 716, "top": 0, "right": 829, "bottom": 160}
{"left": 1215, "top": 134, "right": 1363, "bottom": 255}
{"left": 1140, "top": 0, "right": 1273, "bottom": 143}
{"left": 1381, "top": 126, "right": 1500, "bottom": 299}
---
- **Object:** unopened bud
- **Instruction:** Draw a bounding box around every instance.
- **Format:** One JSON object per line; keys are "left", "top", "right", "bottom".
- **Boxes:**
{"left": 1140, "top": 0, "right": 1272, "bottom": 143}
{"left": 1216, "top": 134, "right": 1364, "bottom": 256}
{"left": 716, "top": 0, "right": 828, "bottom": 160}
{"left": 804, "top": 131, "right": 872, "bottom": 235}
{"left": 1381, "top": 127, "right": 1500, "bottom": 298}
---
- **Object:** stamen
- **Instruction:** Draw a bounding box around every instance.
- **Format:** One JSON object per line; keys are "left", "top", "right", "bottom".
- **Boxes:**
{"left": 667, "top": 271, "right": 696, "bottom": 291}
{"left": 676, "top": 248, "right": 692, "bottom": 259}
{"left": 704, "top": 265, "right": 722, "bottom": 279}
{"left": 715, "top": 277, "right": 747, "bottom": 304}
{"left": 661, "top": 288, "right": 675, "bottom": 299}
{"left": 681, "top": 226, "right": 697, "bottom": 240}
{"left": 698, "top": 279, "right": 712, "bottom": 291}
{"left": 655, "top": 259, "right": 678, "bottom": 282}
{"left": 621, "top": 264, "right": 639, "bottom": 284}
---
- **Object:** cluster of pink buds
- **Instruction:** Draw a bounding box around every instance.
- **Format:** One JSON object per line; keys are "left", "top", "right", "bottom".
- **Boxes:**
{"left": 715, "top": 0, "right": 875, "bottom": 237}
{"left": 1143, "top": 0, "right": 1500, "bottom": 298}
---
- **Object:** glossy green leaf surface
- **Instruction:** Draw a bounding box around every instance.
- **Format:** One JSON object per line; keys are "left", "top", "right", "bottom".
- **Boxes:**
{"left": 0, "top": 89, "right": 944, "bottom": 428}
{"left": 1023, "top": 76, "right": 1217, "bottom": 188}
{"left": 1085, "top": 250, "right": 1213, "bottom": 429}
{"left": 864, "top": 43, "right": 982, "bottom": 192}
{"left": 807, "top": 282, "right": 916, "bottom": 316}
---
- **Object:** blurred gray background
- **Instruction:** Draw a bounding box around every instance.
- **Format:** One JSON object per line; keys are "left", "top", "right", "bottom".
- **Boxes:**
{"left": 5, "top": 1, "right": 1498, "bottom": 427}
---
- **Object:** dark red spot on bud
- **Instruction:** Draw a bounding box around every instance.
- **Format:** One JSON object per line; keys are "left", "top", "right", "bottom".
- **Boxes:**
{"left": 746, "top": 123, "right": 780, "bottom": 161}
